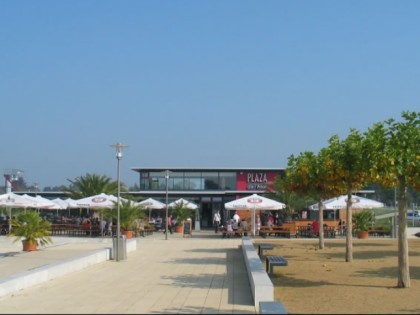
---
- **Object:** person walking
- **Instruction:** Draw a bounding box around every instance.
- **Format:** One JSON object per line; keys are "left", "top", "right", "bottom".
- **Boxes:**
{"left": 233, "top": 211, "right": 240, "bottom": 225}
{"left": 163, "top": 214, "right": 173, "bottom": 234}
{"left": 213, "top": 210, "right": 221, "bottom": 233}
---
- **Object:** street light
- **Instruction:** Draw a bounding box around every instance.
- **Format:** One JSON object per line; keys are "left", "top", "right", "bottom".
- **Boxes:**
{"left": 165, "top": 170, "right": 169, "bottom": 240}
{"left": 110, "top": 142, "right": 128, "bottom": 261}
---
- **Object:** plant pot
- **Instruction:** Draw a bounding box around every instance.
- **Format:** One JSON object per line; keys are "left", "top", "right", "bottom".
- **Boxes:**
{"left": 175, "top": 225, "right": 183, "bottom": 233}
{"left": 122, "top": 230, "right": 133, "bottom": 239}
{"left": 22, "top": 240, "right": 38, "bottom": 251}
{"left": 357, "top": 230, "right": 369, "bottom": 239}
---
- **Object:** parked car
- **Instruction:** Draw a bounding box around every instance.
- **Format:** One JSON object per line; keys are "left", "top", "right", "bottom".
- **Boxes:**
{"left": 407, "top": 212, "right": 420, "bottom": 221}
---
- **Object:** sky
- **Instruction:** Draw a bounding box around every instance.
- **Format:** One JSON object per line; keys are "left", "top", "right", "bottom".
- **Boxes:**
{"left": 1, "top": 0, "right": 419, "bottom": 189}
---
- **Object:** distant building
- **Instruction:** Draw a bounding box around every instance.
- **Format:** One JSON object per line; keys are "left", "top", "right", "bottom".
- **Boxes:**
{"left": 130, "top": 167, "right": 285, "bottom": 228}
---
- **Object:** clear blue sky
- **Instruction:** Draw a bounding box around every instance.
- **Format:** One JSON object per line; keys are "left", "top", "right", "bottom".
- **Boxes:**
{"left": 1, "top": 0, "right": 418, "bottom": 189}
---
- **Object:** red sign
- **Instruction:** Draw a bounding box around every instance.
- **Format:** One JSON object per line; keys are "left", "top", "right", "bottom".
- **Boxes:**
{"left": 91, "top": 197, "right": 107, "bottom": 203}
{"left": 236, "top": 171, "right": 278, "bottom": 191}
{"left": 247, "top": 197, "right": 263, "bottom": 204}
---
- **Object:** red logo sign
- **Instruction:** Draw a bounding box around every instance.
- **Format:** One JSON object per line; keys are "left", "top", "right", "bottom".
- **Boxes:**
{"left": 91, "top": 197, "right": 107, "bottom": 203}
{"left": 247, "top": 197, "right": 263, "bottom": 204}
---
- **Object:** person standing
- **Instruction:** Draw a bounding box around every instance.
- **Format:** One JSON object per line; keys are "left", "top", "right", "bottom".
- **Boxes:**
{"left": 233, "top": 211, "right": 240, "bottom": 224}
{"left": 213, "top": 210, "right": 221, "bottom": 233}
{"left": 165, "top": 214, "right": 173, "bottom": 234}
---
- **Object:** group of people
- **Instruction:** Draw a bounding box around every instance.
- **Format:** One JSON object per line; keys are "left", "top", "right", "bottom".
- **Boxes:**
{"left": 80, "top": 216, "right": 113, "bottom": 236}
{"left": 213, "top": 210, "right": 249, "bottom": 236}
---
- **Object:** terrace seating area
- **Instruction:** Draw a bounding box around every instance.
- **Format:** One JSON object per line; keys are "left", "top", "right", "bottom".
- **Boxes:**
{"left": 50, "top": 224, "right": 155, "bottom": 238}
{"left": 256, "top": 219, "right": 347, "bottom": 239}
{"left": 254, "top": 219, "right": 392, "bottom": 239}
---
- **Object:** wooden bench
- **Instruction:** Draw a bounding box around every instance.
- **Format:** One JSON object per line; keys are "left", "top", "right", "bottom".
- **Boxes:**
{"left": 259, "top": 226, "right": 271, "bottom": 238}
{"left": 221, "top": 228, "right": 243, "bottom": 238}
{"left": 266, "top": 255, "right": 288, "bottom": 274}
{"left": 259, "top": 301, "right": 287, "bottom": 314}
{"left": 259, "top": 224, "right": 296, "bottom": 238}
{"left": 368, "top": 230, "right": 389, "bottom": 237}
{"left": 258, "top": 243, "right": 274, "bottom": 257}
{"left": 51, "top": 224, "right": 101, "bottom": 237}
{"left": 272, "top": 227, "right": 292, "bottom": 238}
{"left": 273, "top": 222, "right": 297, "bottom": 238}
{"left": 323, "top": 225, "right": 336, "bottom": 238}
{"left": 137, "top": 225, "right": 155, "bottom": 237}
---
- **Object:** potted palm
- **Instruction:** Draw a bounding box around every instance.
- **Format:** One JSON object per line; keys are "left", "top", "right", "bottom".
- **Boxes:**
{"left": 108, "top": 200, "right": 144, "bottom": 239}
{"left": 8, "top": 211, "right": 53, "bottom": 251}
{"left": 171, "top": 202, "right": 193, "bottom": 233}
{"left": 353, "top": 210, "right": 372, "bottom": 239}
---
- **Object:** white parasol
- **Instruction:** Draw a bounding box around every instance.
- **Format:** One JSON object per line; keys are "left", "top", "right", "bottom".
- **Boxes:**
{"left": 168, "top": 198, "right": 198, "bottom": 210}
{"left": 74, "top": 193, "right": 119, "bottom": 209}
{"left": 309, "top": 195, "right": 384, "bottom": 210}
{"left": 22, "top": 194, "right": 58, "bottom": 209}
{"left": 138, "top": 198, "right": 166, "bottom": 221}
{"left": 224, "top": 194, "right": 286, "bottom": 237}
{"left": 0, "top": 192, "right": 42, "bottom": 208}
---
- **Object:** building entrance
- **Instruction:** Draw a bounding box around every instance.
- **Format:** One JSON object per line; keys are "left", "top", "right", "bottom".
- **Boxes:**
{"left": 201, "top": 202, "right": 212, "bottom": 228}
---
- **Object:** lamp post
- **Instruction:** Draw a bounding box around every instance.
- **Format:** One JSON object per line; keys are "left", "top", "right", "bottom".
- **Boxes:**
{"left": 110, "top": 143, "right": 128, "bottom": 261}
{"left": 165, "top": 170, "right": 169, "bottom": 240}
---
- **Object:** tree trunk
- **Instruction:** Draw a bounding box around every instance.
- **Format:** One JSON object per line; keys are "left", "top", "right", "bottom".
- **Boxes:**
{"left": 345, "top": 191, "right": 353, "bottom": 262}
{"left": 318, "top": 200, "right": 325, "bottom": 249}
{"left": 397, "top": 182, "right": 410, "bottom": 288}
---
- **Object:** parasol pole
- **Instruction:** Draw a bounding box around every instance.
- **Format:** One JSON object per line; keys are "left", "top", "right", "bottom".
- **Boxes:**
{"left": 253, "top": 205, "right": 256, "bottom": 237}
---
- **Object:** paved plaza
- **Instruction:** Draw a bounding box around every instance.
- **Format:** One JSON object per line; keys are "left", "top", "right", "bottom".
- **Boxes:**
{"left": 0, "top": 230, "right": 256, "bottom": 314}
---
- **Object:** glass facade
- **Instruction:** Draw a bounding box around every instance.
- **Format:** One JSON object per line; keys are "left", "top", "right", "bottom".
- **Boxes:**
{"left": 134, "top": 168, "right": 284, "bottom": 229}
{"left": 140, "top": 170, "right": 237, "bottom": 191}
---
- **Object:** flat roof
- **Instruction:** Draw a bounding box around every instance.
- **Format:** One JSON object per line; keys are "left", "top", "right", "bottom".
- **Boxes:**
{"left": 131, "top": 167, "right": 284, "bottom": 172}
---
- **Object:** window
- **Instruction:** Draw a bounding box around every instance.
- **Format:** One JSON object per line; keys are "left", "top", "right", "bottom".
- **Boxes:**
{"left": 219, "top": 172, "right": 236, "bottom": 190}
{"left": 203, "top": 172, "right": 219, "bottom": 190}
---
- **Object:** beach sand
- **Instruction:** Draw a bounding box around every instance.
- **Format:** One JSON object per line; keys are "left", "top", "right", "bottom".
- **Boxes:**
{"left": 259, "top": 238, "right": 420, "bottom": 314}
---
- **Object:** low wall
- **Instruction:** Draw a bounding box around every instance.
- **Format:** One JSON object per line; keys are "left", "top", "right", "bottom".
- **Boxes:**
{"left": 0, "top": 238, "right": 137, "bottom": 300}
{"left": 0, "top": 247, "right": 111, "bottom": 299}
{"left": 241, "top": 237, "right": 274, "bottom": 307}
{"left": 407, "top": 227, "right": 420, "bottom": 239}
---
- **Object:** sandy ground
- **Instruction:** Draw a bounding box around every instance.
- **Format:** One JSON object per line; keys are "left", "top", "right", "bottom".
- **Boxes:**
{"left": 256, "top": 238, "right": 420, "bottom": 314}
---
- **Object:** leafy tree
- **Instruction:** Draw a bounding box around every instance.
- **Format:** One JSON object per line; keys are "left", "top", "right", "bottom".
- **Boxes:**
{"left": 365, "top": 110, "right": 420, "bottom": 288}
{"left": 283, "top": 148, "right": 342, "bottom": 249}
{"left": 273, "top": 176, "right": 316, "bottom": 222}
{"left": 327, "top": 128, "right": 370, "bottom": 262}
{"left": 64, "top": 173, "right": 123, "bottom": 199}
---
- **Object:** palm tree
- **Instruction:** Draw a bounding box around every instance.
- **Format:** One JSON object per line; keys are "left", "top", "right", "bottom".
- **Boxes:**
{"left": 9, "top": 211, "right": 53, "bottom": 250}
{"left": 64, "top": 173, "right": 123, "bottom": 199}
{"left": 103, "top": 200, "right": 146, "bottom": 238}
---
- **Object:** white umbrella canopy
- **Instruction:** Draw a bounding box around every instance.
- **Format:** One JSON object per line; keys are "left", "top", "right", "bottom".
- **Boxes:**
{"left": 224, "top": 194, "right": 286, "bottom": 237}
{"left": 22, "top": 194, "right": 58, "bottom": 209}
{"left": 0, "top": 192, "right": 41, "bottom": 208}
{"left": 64, "top": 198, "right": 81, "bottom": 209}
{"left": 138, "top": 198, "right": 166, "bottom": 221}
{"left": 309, "top": 195, "right": 385, "bottom": 210}
{"left": 74, "top": 193, "right": 119, "bottom": 209}
{"left": 0, "top": 193, "right": 48, "bottom": 232}
{"left": 225, "top": 194, "right": 286, "bottom": 211}
{"left": 51, "top": 198, "right": 70, "bottom": 210}
{"left": 138, "top": 198, "right": 166, "bottom": 209}
{"left": 168, "top": 198, "right": 198, "bottom": 210}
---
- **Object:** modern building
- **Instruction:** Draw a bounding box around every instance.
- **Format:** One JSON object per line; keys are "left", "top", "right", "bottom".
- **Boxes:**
{"left": 130, "top": 167, "right": 285, "bottom": 229}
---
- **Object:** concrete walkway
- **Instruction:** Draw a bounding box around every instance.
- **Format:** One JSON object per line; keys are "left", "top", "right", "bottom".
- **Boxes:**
{"left": 0, "top": 230, "right": 256, "bottom": 314}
